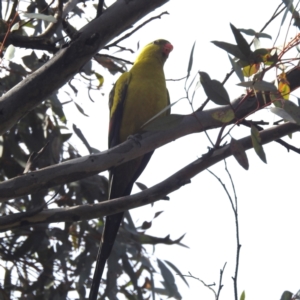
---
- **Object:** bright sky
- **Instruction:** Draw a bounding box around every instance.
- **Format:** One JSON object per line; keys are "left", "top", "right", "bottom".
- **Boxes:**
{"left": 42, "top": 0, "right": 300, "bottom": 299}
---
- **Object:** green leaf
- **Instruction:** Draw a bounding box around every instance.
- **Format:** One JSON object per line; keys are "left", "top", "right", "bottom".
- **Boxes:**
{"left": 251, "top": 125, "right": 267, "bottom": 163}
{"left": 186, "top": 41, "right": 196, "bottom": 79}
{"left": 211, "top": 41, "right": 248, "bottom": 60}
{"left": 135, "top": 182, "right": 148, "bottom": 191}
{"left": 164, "top": 260, "right": 189, "bottom": 287}
{"left": 280, "top": 290, "right": 293, "bottom": 300}
{"left": 94, "top": 72, "right": 104, "bottom": 87}
{"left": 157, "top": 259, "right": 181, "bottom": 299}
{"left": 281, "top": 0, "right": 294, "bottom": 26}
{"left": 252, "top": 48, "right": 269, "bottom": 58}
{"left": 230, "top": 138, "right": 249, "bottom": 170}
{"left": 141, "top": 220, "right": 152, "bottom": 229}
{"left": 238, "top": 28, "right": 272, "bottom": 39}
{"left": 199, "top": 72, "right": 230, "bottom": 105}
{"left": 4, "top": 45, "right": 15, "bottom": 60}
{"left": 154, "top": 211, "right": 164, "bottom": 218}
{"left": 48, "top": 93, "right": 66, "bottom": 123}
{"left": 256, "top": 32, "right": 272, "bottom": 39}
{"left": 228, "top": 54, "right": 244, "bottom": 82}
{"left": 22, "top": 51, "right": 43, "bottom": 71}
{"left": 240, "top": 290, "right": 246, "bottom": 300}
{"left": 10, "top": 22, "right": 19, "bottom": 32}
{"left": 74, "top": 101, "right": 89, "bottom": 117}
{"left": 230, "top": 23, "right": 252, "bottom": 58}
{"left": 238, "top": 28, "right": 256, "bottom": 36}
{"left": 271, "top": 100, "right": 300, "bottom": 124}
{"left": 237, "top": 80, "right": 277, "bottom": 91}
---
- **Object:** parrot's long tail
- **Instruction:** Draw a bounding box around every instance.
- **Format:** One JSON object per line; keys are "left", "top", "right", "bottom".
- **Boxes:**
{"left": 88, "top": 212, "right": 124, "bottom": 300}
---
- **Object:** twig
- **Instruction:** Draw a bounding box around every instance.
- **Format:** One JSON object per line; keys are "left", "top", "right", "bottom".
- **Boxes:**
{"left": 207, "top": 161, "right": 241, "bottom": 300}
{"left": 216, "top": 262, "right": 227, "bottom": 300}
{"left": 182, "top": 272, "right": 217, "bottom": 298}
{"left": 96, "top": 0, "right": 105, "bottom": 18}
{"left": 106, "top": 12, "right": 169, "bottom": 48}
{"left": 223, "top": 160, "right": 240, "bottom": 300}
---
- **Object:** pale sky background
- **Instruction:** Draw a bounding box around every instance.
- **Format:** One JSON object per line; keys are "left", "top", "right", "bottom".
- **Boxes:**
{"left": 62, "top": 0, "right": 300, "bottom": 299}
{"left": 10, "top": 0, "right": 300, "bottom": 299}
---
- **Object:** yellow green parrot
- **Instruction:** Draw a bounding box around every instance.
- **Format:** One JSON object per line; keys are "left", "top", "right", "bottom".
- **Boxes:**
{"left": 89, "top": 39, "right": 173, "bottom": 299}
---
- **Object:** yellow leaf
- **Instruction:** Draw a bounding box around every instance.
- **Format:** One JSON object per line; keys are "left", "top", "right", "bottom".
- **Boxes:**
{"left": 242, "top": 63, "right": 259, "bottom": 77}
{"left": 278, "top": 82, "right": 290, "bottom": 100}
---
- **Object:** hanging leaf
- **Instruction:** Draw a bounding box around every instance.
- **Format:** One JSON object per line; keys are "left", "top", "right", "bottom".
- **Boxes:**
{"left": 157, "top": 259, "right": 181, "bottom": 298}
{"left": 251, "top": 125, "right": 267, "bottom": 163}
{"left": 278, "top": 81, "right": 290, "bottom": 100}
{"left": 270, "top": 107, "right": 295, "bottom": 122}
{"left": 278, "top": 73, "right": 290, "bottom": 100}
{"left": 186, "top": 41, "right": 196, "bottom": 80}
{"left": 282, "top": 99, "right": 300, "bottom": 119}
{"left": 154, "top": 211, "right": 164, "bottom": 218}
{"left": 228, "top": 54, "right": 244, "bottom": 82}
{"left": 230, "top": 138, "right": 249, "bottom": 170}
{"left": 199, "top": 71, "right": 230, "bottom": 105}
{"left": 74, "top": 101, "right": 89, "bottom": 117}
{"left": 253, "top": 37, "right": 260, "bottom": 49}
{"left": 280, "top": 290, "right": 293, "bottom": 300}
{"left": 10, "top": 22, "right": 19, "bottom": 32}
{"left": 164, "top": 260, "right": 189, "bottom": 287}
{"left": 4, "top": 45, "right": 15, "bottom": 60}
{"left": 230, "top": 23, "right": 252, "bottom": 58}
{"left": 281, "top": 0, "right": 295, "bottom": 26}
{"left": 271, "top": 100, "right": 300, "bottom": 124}
{"left": 240, "top": 290, "right": 246, "bottom": 300}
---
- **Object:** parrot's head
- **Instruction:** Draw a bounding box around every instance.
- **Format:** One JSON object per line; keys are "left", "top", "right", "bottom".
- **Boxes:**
{"left": 135, "top": 39, "right": 173, "bottom": 66}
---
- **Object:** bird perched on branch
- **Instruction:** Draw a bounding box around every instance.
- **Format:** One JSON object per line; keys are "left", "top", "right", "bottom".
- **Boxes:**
{"left": 89, "top": 39, "right": 173, "bottom": 299}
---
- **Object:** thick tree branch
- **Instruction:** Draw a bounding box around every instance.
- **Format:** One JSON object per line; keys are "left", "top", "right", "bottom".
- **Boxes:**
{"left": 0, "top": 121, "right": 298, "bottom": 231}
{"left": 0, "top": 105, "right": 225, "bottom": 201}
{"left": 0, "top": 0, "right": 169, "bottom": 135}
{"left": 1, "top": 88, "right": 300, "bottom": 203}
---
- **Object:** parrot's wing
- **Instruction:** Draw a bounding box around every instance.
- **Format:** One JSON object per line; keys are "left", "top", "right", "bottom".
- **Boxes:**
{"left": 108, "top": 71, "right": 131, "bottom": 148}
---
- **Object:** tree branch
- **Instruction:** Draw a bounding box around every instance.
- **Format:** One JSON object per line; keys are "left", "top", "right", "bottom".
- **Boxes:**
{"left": 0, "top": 120, "right": 299, "bottom": 231}
{"left": 0, "top": 0, "right": 169, "bottom": 135}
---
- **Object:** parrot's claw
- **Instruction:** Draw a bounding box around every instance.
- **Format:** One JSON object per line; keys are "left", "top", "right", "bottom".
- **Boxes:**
{"left": 127, "top": 134, "right": 142, "bottom": 146}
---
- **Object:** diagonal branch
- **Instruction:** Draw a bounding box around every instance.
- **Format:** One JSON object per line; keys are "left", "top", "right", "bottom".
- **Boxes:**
{"left": 0, "top": 120, "right": 299, "bottom": 231}
{"left": 0, "top": 0, "right": 169, "bottom": 135}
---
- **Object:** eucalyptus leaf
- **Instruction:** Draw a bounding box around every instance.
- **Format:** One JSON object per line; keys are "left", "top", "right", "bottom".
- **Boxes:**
{"left": 199, "top": 71, "right": 230, "bottom": 105}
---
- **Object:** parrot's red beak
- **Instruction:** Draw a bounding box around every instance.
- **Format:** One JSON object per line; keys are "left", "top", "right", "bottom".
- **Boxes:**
{"left": 163, "top": 43, "right": 173, "bottom": 57}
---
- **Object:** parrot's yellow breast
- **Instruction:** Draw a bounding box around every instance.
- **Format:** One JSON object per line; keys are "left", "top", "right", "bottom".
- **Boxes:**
{"left": 118, "top": 62, "right": 169, "bottom": 142}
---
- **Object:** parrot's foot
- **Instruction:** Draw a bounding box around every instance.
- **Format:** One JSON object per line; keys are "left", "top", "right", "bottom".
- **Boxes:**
{"left": 127, "top": 134, "right": 142, "bottom": 147}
